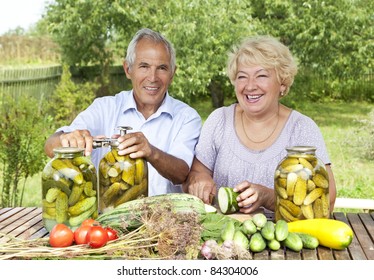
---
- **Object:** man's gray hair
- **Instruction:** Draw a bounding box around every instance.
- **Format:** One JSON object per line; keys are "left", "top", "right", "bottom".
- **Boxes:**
{"left": 125, "top": 28, "right": 176, "bottom": 73}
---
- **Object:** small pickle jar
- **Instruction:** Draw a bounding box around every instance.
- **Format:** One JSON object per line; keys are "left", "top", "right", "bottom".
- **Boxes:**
{"left": 274, "top": 146, "right": 330, "bottom": 222}
{"left": 97, "top": 126, "right": 148, "bottom": 213}
{"left": 41, "top": 147, "right": 98, "bottom": 232}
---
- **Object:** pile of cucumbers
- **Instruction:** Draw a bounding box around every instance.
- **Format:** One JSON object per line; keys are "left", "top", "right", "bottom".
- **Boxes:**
{"left": 239, "top": 213, "right": 319, "bottom": 252}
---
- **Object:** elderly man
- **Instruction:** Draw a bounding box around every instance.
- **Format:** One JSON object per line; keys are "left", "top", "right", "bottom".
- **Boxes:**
{"left": 45, "top": 28, "right": 201, "bottom": 196}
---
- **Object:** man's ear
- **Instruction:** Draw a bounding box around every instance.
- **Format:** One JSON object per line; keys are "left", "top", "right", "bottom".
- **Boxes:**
{"left": 123, "top": 61, "right": 131, "bottom": 78}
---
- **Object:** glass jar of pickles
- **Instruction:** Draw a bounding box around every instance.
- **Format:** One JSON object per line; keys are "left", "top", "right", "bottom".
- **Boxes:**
{"left": 42, "top": 147, "right": 98, "bottom": 232}
{"left": 97, "top": 126, "right": 148, "bottom": 213}
{"left": 274, "top": 146, "right": 330, "bottom": 222}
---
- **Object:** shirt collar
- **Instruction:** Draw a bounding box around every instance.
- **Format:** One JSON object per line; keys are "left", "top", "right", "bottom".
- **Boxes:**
{"left": 123, "top": 90, "right": 174, "bottom": 118}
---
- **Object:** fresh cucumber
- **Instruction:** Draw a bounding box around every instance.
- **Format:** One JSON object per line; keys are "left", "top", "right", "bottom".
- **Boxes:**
{"left": 218, "top": 187, "right": 239, "bottom": 214}
{"left": 204, "top": 204, "right": 217, "bottom": 213}
{"left": 296, "top": 232, "right": 319, "bottom": 249}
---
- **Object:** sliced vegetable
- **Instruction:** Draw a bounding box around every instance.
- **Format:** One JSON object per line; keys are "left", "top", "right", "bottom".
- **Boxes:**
{"left": 217, "top": 187, "right": 239, "bottom": 214}
{"left": 204, "top": 204, "right": 217, "bottom": 213}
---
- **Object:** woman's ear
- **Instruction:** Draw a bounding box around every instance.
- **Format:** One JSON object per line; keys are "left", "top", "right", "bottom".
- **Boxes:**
{"left": 280, "top": 84, "right": 286, "bottom": 94}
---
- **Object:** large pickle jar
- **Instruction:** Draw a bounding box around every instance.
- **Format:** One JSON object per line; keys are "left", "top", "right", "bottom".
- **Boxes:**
{"left": 42, "top": 147, "right": 98, "bottom": 232}
{"left": 274, "top": 146, "right": 330, "bottom": 222}
{"left": 97, "top": 126, "right": 148, "bottom": 213}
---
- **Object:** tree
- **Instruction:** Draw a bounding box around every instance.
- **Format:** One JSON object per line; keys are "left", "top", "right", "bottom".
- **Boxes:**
{"left": 0, "top": 96, "right": 53, "bottom": 207}
{"left": 45, "top": 0, "right": 373, "bottom": 104}
{"left": 248, "top": 0, "right": 373, "bottom": 100}
{"left": 45, "top": 0, "right": 260, "bottom": 105}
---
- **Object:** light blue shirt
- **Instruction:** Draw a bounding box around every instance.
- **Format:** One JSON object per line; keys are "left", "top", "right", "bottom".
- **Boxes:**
{"left": 58, "top": 90, "right": 202, "bottom": 195}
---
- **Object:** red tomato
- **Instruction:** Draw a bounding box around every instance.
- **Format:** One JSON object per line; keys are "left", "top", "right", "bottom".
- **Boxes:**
{"left": 86, "top": 226, "right": 108, "bottom": 248}
{"left": 49, "top": 224, "right": 74, "bottom": 248}
{"left": 81, "top": 218, "right": 97, "bottom": 227}
{"left": 74, "top": 225, "right": 92, "bottom": 245}
{"left": 105, "top": 227, "right": 119, "bottom": 241}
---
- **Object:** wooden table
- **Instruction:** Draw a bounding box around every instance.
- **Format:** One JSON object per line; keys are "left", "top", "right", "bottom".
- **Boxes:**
{"left": 1, "top": 207, "right": 373, "bottom": 260}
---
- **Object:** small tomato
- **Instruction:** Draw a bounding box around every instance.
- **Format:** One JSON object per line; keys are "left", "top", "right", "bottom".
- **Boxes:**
{"left": 49, "top": 224, "right": 74, "bottom": 248}
{"left": 81, "top": 218, "right": 97, "bottom": 227}
{"left": 86, "top": 226, "right": 108, "bottom": 248}
{"left": 74, "top": 225, "right": 92, "bottom": 245}
{"left": 105, "top": 227, "right": 119, "bottom": 241}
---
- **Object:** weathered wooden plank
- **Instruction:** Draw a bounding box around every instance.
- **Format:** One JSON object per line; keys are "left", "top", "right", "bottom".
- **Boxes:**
{"left": 333, "top": 249, "right": 351, "bottom": 260}
{"left": 0, "top": 207, "right": 12, "bottom": 216}
{"left": 269, "top": 248, "right": 285, "bottom": 260}
{"left": 359, "top": 213, "right": 374, "bottom": 242}
{"left": 285, "top": 249, "right": 301, "bottom": 260}
{"left": 0, "top": 207, "right": 31, "bottom": 226}
{"left": 348, "top": 213, "right": 374, "bottom": 260}
{"left": 0, "top": 207, "right": 39, "bottom": 242}
{"left": 253, "top": 250, "right": 269, "bottom": 260}
{"left": 317, "top": 246, "right": 334, "bottom": 260}
{"left": 334, "top": 212, "right": 367, "bottom": 260}
{"left": 301, "top": 248, "right": 318, "bottom": 260}
{"left": 347, "top": 213, "right": 373, "bottom": 260}
{"left": 3, "top": 208, "right": 43, "bottom": 241}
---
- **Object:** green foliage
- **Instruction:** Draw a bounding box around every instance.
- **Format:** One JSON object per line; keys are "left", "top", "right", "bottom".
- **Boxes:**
{"left": 0, "top": 95, "right": 53, "bottom": 207}
{"left": 44, "top": 0, "right": 373, "bottom": 104}
{"left": 45, "top": 0, "right": 258, "bottom": 103}
{"left": 354, "top": 109, "right": 374, "bottom": 160}
{"left": 47, "top": 64, "right": 99, "bottom": 128}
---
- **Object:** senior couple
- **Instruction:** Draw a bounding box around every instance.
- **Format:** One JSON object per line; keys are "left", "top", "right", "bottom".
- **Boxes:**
{"left": 45, "top": 28, "right": 336, "bottom": 213}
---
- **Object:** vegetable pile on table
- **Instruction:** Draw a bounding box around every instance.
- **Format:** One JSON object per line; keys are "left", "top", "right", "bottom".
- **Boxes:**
{"left": 0, "top": 193, "right": 354, "bottom": 260}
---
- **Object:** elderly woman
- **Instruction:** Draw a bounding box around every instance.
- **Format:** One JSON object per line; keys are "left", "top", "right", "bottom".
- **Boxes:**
{"left": 184, "top": 35, "right": 336, "bottom": 213}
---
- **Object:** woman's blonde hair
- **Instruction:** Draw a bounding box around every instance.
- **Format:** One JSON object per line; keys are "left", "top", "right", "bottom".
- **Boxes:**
{"left": 227, "top": 35, "right": 298, "bottom": 96}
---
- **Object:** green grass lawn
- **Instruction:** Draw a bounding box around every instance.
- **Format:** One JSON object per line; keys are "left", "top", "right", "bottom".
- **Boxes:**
{"left": 5, "top": 100, "right": 374, "bottom": 211}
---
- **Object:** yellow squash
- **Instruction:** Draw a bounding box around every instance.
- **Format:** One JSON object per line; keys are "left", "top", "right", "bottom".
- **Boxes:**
{"left": 287, "top": 218, "right": 353, "bottom": 250}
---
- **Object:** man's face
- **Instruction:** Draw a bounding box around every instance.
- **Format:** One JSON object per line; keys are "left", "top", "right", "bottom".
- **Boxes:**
{"left": 124, "top": 38, "right": 175, "bottom": 111}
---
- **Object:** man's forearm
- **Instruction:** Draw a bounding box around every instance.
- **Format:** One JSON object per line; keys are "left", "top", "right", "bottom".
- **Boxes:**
{"left": 147, "top": 146, "right": 189, "bottom": 185}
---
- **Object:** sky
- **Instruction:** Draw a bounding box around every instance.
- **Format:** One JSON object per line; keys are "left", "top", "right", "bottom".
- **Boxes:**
{"left": 0, "top": 0, "right": 51, "bottom": 35}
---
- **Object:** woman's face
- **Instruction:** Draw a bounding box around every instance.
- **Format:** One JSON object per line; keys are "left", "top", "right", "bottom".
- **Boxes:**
{"left": 234, "top": 64, "right": 285, "bottom": 116}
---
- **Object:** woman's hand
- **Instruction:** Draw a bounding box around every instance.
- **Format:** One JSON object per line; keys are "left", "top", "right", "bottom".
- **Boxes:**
{"left": 183, "top": 158, "right": 216, "bottom": 204}
{"left": 234, "top": 181, "right": 275, "bottom": 213}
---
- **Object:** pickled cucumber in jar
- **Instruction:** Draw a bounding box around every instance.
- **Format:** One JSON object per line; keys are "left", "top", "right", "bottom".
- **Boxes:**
{"left": 41, "top": 147, "right": 98, "bottom": 232}
{"left": 274, "top": 146, "right": 330, "bottom": 222}
{"left": 97, "top": 126, "right": 148, "bottom": 213}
